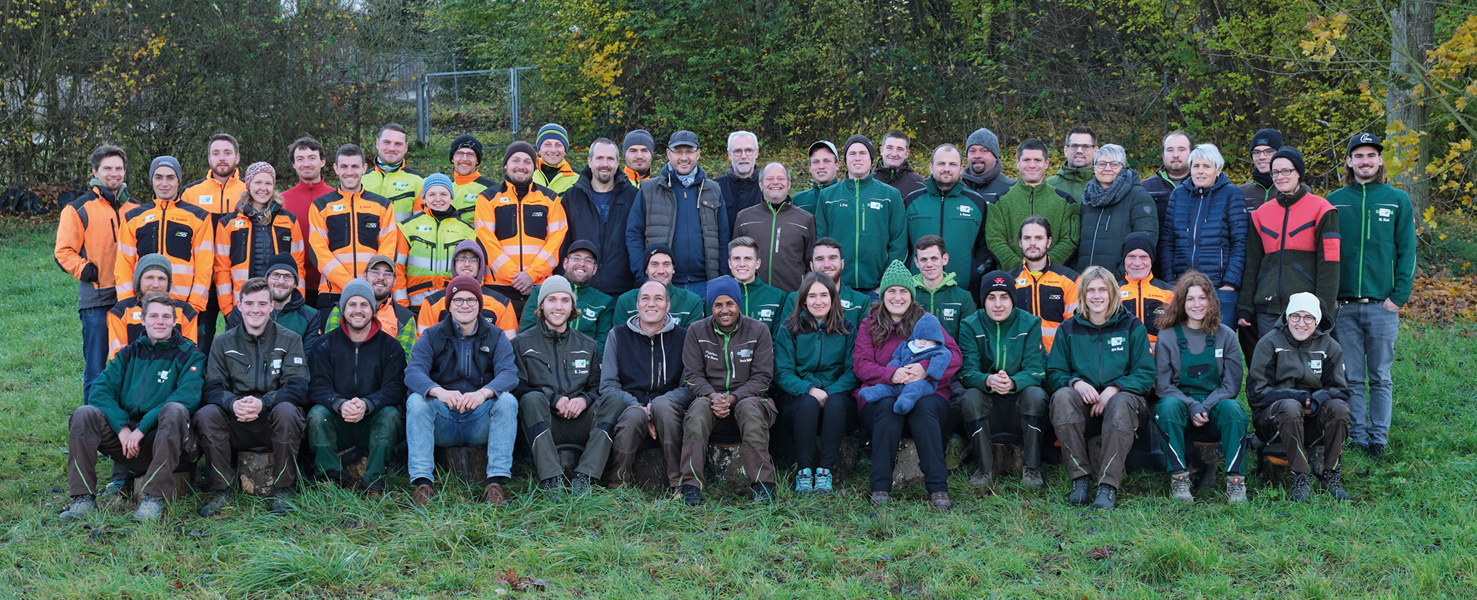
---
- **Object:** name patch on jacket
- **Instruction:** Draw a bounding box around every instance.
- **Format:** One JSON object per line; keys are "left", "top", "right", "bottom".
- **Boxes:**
{"left": 1109, "top": 336, "right": 1125, "bottom": 351}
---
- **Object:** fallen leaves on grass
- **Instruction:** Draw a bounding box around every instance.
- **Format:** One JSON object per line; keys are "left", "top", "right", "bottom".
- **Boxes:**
{"left": 1397, "top": 273, "right": 1477, "bottom": 326}
{"left": 494, "top": 568, "right": 549, "bottom": 592}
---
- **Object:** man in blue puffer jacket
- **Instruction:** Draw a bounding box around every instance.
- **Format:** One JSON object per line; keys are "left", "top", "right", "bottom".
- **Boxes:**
{"left": 1158, "top": 143, "right": 1248, "bottom": 327}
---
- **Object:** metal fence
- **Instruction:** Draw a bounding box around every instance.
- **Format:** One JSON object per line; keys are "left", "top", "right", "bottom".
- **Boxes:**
{"left": 414, "top": 66, "right": 552, "bottom": 150}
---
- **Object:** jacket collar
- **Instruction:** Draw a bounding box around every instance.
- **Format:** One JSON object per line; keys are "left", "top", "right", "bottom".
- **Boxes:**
{"left": 624, "top": 312, "right": 677, "bottom": 337}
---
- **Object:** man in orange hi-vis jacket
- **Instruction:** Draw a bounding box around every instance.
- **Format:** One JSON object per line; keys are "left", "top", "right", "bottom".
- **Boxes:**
{"left": 474, "top": 140, "right": 568, "bottom": 319}
{"left": 115, "top": 155, "right": 215, "bottom": 314}
{"left": 308, "top": 144, "right": 403, "bottom": 311}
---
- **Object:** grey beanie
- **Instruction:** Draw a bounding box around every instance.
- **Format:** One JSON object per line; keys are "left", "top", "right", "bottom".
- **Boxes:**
{"left": 622, "top": 129, "right": 655, "bottom": 153}
{"left": 966, "top": 128, "right": 1001, "bottom": 159}
{"left": 134, "top": 254, "right": 173, "bottom": 293}
{"left": 537, "top": 275, "right": 575, "bottom": 306}
{"left": 149, "top": 155, "right": 182, "bottom": 181}
{"left": 339, "top": 278, "right": 377, "bottom": 314}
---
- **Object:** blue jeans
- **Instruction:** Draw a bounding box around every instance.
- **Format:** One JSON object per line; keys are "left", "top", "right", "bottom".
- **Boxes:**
{"left": 79, "top": 307, "right": 109, "bottom": 402}
{"left": 1334, "top": 301, "right": 1400, "bottom": 446}
{"left": 1215, "top": 288, "right": 1238, "bottom": 331}
{"left": 674, "top": 280, "right": 706, "bottom": 300}
{"left": 405, "top": 391, "right": 518, "bottom": 482}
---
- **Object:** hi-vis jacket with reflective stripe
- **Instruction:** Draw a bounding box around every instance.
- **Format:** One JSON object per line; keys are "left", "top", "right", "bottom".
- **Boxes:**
{"left": 180, "top": 172, "right": 246, "bottom": 222}
{"left": 107, "top": 297, "right": 199, "bottom": 359}
{"left": 474, "top": 181, "right": 568, "bottom": 286}
{"left": 396, "top": 207, "right": 477, "bottom": 307}
{"left": 308, "top": 189, "right": 403, "bottom": 298}
{"left": 115, "top": 199, "right": 215, "bottom": 312}
{"left": 363, "top": 163, "right": 425, "bottom": 223}
{"left": 214, "top": 202, "right": 305, "bottom": 315}
{"left": 1007, "top": 259, "right": 1079, "bottom": 353}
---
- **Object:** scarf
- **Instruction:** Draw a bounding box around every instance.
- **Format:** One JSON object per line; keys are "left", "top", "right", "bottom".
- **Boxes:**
{"left": 1082, "top": 167, "right": 1138, "bottom": 208}
{"left": 375, "top": 157, "right": 403, "bottom": 173}
{"left": 961, "top": 159, "right": 1002, "bottom": 189}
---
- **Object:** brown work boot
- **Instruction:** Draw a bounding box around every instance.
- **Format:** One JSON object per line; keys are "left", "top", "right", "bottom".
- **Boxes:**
{"left": 411, "top": 484, "right": 434, "bottom": 507}
{"left": 483, "top": 482, "right": 508, "bottom": 506}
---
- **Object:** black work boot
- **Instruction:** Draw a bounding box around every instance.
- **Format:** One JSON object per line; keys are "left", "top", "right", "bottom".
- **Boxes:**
{"left": 1091, "top": 484, "right": 1117, "bottom": 510}
{"left": 1068, "top": 477, "right": 1092, "bottom": 507}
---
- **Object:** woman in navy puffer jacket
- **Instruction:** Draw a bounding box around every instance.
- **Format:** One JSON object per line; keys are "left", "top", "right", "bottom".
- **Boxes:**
{"left": 1158, "top": 143, "right": 1248, "bottom": 325}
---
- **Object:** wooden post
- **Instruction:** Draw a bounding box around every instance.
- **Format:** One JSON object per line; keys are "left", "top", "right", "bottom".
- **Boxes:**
{"left": 237, "top": 451, "right": 277, "bottom": 497}
{"left": 438, "top": 446, "right": 488, "bottom": 483}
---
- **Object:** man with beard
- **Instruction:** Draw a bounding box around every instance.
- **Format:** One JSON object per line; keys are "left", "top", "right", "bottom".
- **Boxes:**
{"left": 308, "top": 144, "right": 401, "bottom": 311}
{"left": 563, "top": 138, "right": 641, "bottom": 297}
{"left": 960, "top": 128, "right": 1016, "bottom": 204}
{"left": 413, "top": 241, "right": 518, "bottom": 340}
{"left": 180, "top": 134, "right": 247, "bottom": 356}
{"left": 733, "top": 162, "right": 816, "bottom": 293}
{"left": 775, "top": 238, "right": 872, "bottom": 330}
{"left": 1007, "top": 217, "right": 1079, "bottom": 353}
{"left": 307, "top": 255, "right": 417, "bottom": 356}
{"left": 625, "top": 131, "right": 728, "bottom": 298}
{"left": 361, "top": 123, "right": 425, "bottom": 223}
{"left": 904, "top": 144, "right": 991, "bottom": 291}
{"left": 1046, "top": 126, "right": 1098, "bottom": 201}
{"left": 1239, "top": 128, "right": 1283, "bottom": 210}
{"left": 600, "top": 281, "right": 692, "bottom": 489}
{"left": 474, "top": 141, "right": 568, "bottom": 314}
{"left": 1141, "top": 131, "right": 1194, "bottom": 222}
{"left": 226, "top": 253, "right": 318, "bottom": 338}
{"left": 611, "top": 245, "right": 708, "bottom": 327}
{"left": 875, "top": 130, "right": 925, "bottom": 199}
{"left": 116, "top": 155, "right": 214, "bottom": 316}
{"left": 514, "top": 276, "right": 620, "bottom": 493}
{"left": 792, "top": 141, "right": 839, "bottom": 214}
{"left": 518, "top": 240, "right": 614, "bottom": 350}
{"left": 280, "top": 137, "right": 333, "bottom": 305}
{"left": 716, "top": 131, "right": 763, "bottom": 229}
{"left": 305, "top": 279, "right": 406, "bottom": 497}
{"left": 532, "top": 123, "right": 579, "bottom": 194}
{"left": 622, "top": 129, "right": 655, "bottom": 185}
{"left": 196, "top": 278, "right": 309, "bottom": 516}
{"left": 985, "top": 139, "right": 1079, "bottom": 269}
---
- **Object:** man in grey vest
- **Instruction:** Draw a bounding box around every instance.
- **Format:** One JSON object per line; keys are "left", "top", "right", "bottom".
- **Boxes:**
{"left": 625, "top": 130, "right": 729, "bottom": 301}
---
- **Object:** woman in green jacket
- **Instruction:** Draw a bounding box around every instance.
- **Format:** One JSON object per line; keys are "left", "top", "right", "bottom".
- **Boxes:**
{"left": 775, "top": 272, "right": 859, "bottom": 494}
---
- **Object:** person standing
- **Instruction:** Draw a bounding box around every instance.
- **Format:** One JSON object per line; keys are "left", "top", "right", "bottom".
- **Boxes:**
{"left": 621, "top": 129, "right": 655, "bottom": 184}
{"left": 474, "top": 141, "right": 568, "bottom": 314}
{"left": 1159, "top": 144, "right": 1248, "bottom": 327}
{"left": 116, "top": 155, "right": 214, "bottom": 315}
{"left": 1239, "top": 129, "right": 1283, "bottom": 210}
{"left": 56, "top": 144, "right": 138, "bottom": 400}
{"left": 179, "top": 133, "right": 246, "bottom": 355}
{"left": 715, "top": 130, "right": 763, "bottom": 230}
{"left": 773, "top": 272, "right": 858, "bottom": 495}
{"left": 1072, "top": 144, "right": 1158, "bottom": 274}
{"left": 792, "top": 141, "right": 840, "bottom": 214}
{"left": 1329, "top": 133, "right": 1416, "bottom": 457}
{"left": 1141, "top": 131, "right": 1194, "bottom": 222}
{"left": 215, "top": 161, "right": 305, "bottom": 317}
{"left": 910, "top": 236, "right": 976, "bottom": 338}
{"left": 904, "top": 144, "right": 991, "bottom": 291}
{"left": 444, "top": 134, "right": 497, "bottom": 224}
{"left": 361, "top": 123, "right": 425, "bottom": 223}
{"left": 984, "top": 139, "right": 1079, "bottom": 269}
{"left": 874, "top": 130, "right": 926, "bottom": 199}
{"left": 1237, "top": 147, "right": 1341, "bottom": 335}
{"left": 1046, "top": 126, "right": 1098, "bottom": 201}
{"left": 280, "top": 137, "right": 333, "bottom": 305}
{"left": 563, "top": 138, "right": 641, "bottom": 297}
{"left": 398, "top": 173, "right": 476, "bottom": 308}
{"left": 532, "top": 123, "right": 579, "bottom": 194}
{"left": 814, "top": 134, "right": 908, "bottom": 294}
{"left": 600, "top": 281, "right": 692, "bottom": 489}
{"left": 733, "top": 162, "right": 816, "bottom": 294}
{"left": 956, "top": 270, "right": 1048, "bottom": 491}
{"left": 960, "top": 127, "right": 1016, "bottom": 203}
{"left": 625, "top": 131, "right": 728, "bottom": 299}
{"left": 308, "top": 144, "right": 401, "bottom": 310}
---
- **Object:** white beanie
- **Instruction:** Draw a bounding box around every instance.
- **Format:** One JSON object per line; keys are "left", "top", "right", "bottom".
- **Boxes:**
{"left": 1284, "top": 292, "right": 1321, "bottom": 324}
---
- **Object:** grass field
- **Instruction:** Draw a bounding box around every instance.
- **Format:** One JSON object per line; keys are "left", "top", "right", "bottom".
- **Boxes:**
{"left": 1, "top": 218, "right": 1475, "bottom": 599}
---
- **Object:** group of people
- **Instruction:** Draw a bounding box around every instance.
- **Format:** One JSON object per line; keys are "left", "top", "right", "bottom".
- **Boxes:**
{"left": 53, "top": 121, "right": 1415, "bottom": 521}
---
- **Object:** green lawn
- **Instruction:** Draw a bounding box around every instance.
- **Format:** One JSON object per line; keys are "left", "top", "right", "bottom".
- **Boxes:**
{"left": 1, "top": 218, "right": 1474, "bottom": 599}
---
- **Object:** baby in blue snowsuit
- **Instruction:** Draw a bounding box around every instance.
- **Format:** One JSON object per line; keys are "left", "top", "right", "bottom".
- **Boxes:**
{"left": 858, "top": 313, "right": 951, "bottom": 414}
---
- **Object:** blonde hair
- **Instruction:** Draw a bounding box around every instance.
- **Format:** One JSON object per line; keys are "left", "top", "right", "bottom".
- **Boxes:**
{"left": 1076, "top": 265, "right": 1122, "bottom": 318}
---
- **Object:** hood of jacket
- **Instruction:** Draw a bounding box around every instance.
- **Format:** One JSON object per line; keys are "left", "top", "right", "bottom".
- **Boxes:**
{"left": 624, "top": 312, "right": 678, "bottom": 337}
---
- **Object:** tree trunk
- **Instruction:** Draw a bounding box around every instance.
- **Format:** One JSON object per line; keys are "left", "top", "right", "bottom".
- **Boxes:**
{"left": 1386, "top": 0, "right": 1434, "bottom": 220}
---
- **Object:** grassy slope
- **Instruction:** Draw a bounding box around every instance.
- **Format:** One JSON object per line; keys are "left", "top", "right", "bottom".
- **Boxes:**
{"left": 1, "top": 218, "right": 1474, "bottom": 599}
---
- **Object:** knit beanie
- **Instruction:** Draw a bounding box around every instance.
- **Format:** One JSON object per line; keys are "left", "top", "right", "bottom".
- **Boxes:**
{"left": 1285, "top": 292, "right": 1322, "bottom": 325}
{"left": 265, "top": 253, "right": 298, "bottom": 282}
{"left": 645, "top": 243, "right": 674, "bottom": 269}
{"left": 877, "top": 260, "right": 914, "bottom": 295}
{"left": 622, "top": 129, "right": 654, "bottom": 153}
{"left": 449, "top": 134, "right": 483, "bottom": 163}
{"left": 843, "top": 134, "right": 877, "bottom": 163}
{"left": 1270, "top": 146, "right": 1306, "bottom": 178}
{"left": 1120, "top": 232, "right": 1157, "bottom": 264}
{"left": 149, "top": 155, "right": 183, "bottom": 181}
{"left": 910, "top": 313, "right": 945, "bottom": 344}
{"left": 538, "top": 275, "right": 575, "bottom": 306}
{"left": 422, "top": 172, "right": 453, "bottom": 197}
{"left": 134, "top": 254, "right": 172, "bottom": 292}
{"left": 979, "top": 269, "right": 1013, "bottom": 304}
{"left": 705, "top": 275, "right": 741, "bottom": 309}
{"left": 339, "top": 278, "right": 377, "bottom": 314}
{"left": 966, "top": 128, "right": 1002, "bottom": 159}
{"left": 1251, "top": 128, "right": 1284, "bottom": 151}
{"left": 536, "top": 123, "right": 569, "bottom": 150}
{"left": 243, "top": 161, "right": 276, "bottom": 184}
{"left": 504, "top": 141, "right": 536, "bottom": 167}
{"left": 447, "top": 275, "right": 483, "bottom": 306}
{"left": 453, "top": 239, "right": 487, "bottom": 280}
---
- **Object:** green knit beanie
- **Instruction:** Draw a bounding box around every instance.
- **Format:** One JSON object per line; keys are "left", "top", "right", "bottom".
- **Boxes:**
{"left": 877, "top": 260, "right": 914, "bottom": 295}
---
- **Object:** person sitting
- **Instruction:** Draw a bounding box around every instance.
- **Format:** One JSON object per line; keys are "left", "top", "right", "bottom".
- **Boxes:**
{"left": 600, "top": 281, "right": 693, "bottom": 489}
{"left": 857, "top": 313, "right": 952, "bottom": 414}
{"left": 1248, "top": 292, "right": 1353, "bottom": 502}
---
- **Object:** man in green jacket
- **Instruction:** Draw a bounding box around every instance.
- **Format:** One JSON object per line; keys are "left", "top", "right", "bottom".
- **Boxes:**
{"left": 815, "top": 134, "right": 907, "bottom": 293}
{"left": 1328, "top": 133, "right": 1416, "bottom": 458}
{"left": 519, "top": 240, "right": 614, "bottom": 351}
{"left": 911, "top": 236, "right": 975, "bottom": 338}
{"left": 777, "top": 237, "right": 873, "bottom": 330}
{"left": 905, "top": 144, "right": 991, "bottom": 289}
{"left": 792, "top": 141, "right": 839, "bottom": 214}
{"left": 727, "top": 236, "right": 788, "bottom": 334}
{"left": 1046, "top": 126, "right": 1098, "bottom": 202}
{"left": 985, "top": 139, "right": 1080, "bottom": 269}
{"left": 612, "top": 245, "right": 707, "bottom": 327}
{"left": 514, "top": 276, "right": 621, "bottom": 493}
{"left": 61, "top": 293, "right": 205, "bottom": 522}
{"left": 956, "top": 272, "right": 1048, "bottom": 491}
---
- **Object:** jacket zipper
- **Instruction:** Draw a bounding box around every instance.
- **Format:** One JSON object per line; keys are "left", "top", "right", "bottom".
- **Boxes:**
{"left": 723, "top": 330, "right": 733, "bottom": 393}
{"left": 1274, "top": 197, "right": 1292, "bottom": 304}
{"left": 853, "top": 179, "right": 862, "bottom": 289}
{"left": 768, "top": 203, "right": 780, "bottom": 283}
{"left": 1358, "top": 184, "right": 1367, "bottom": 294}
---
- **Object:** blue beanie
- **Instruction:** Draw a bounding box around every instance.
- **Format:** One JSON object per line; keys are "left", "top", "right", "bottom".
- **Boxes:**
{"left": 705, "top": 275, "right": 741, "bottom": 310}
{"left": 422, "top": 172, "right": 453, "bottom": 197}
{"left": 536, "top": 123, "right": 569, "bottom": 150}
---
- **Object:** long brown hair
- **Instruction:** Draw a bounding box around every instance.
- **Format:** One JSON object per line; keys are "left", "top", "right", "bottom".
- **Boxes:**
{"left": 785, "top": 272, "right": 851, "bottom": 336}
{"left": 866, "top": 288, "right": 925, "bottom": 346}
{"left": 1157, "top": 270, "right": 1221, "bottom": 332}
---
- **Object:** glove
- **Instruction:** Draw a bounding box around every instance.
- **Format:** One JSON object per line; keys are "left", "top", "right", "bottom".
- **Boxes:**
{"left": 79, "top": 263, "right": 99, "bottom": 283}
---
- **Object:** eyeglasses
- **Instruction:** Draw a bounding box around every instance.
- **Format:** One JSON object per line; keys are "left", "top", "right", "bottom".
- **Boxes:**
{"left": 1287, "top": 313, "right": 1316, "bottom": 324}
{"left": 729, "top": 148, "right": 757, "bottom": 156}
{"left": 450, "top": 298, "right": 480, "bottom": 307}
{"left": 1067, "top": 144, "right": 1096, "bottom": 151}
{"left": 1271, "top": 168, "right": 1298, "bottom": 178}
{"left": 1094, "top": 161, "right": 1124, "bottom": 170}
{"left": 1251, "top": 149, "right": 1278, "bottom": 157}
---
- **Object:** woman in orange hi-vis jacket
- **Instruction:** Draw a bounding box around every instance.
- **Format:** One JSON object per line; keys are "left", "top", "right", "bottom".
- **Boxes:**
{"left": 214, "top": 162, "right": 306, "bottom": 316}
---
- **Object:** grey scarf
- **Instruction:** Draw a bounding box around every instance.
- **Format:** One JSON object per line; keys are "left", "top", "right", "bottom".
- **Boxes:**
{"left": 1082, "top": 167, "right": 1137, "bottom": 208}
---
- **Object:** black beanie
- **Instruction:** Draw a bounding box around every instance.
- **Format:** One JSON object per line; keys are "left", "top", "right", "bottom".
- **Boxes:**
{"left": 843, "top": 134, "right": 876, "bottom": 164}
{"left": 504, "top": 141, "right": 536, "bottom": 166}
{"left": 450, "top": 134, "right": 483, "bottom": 164}
{"left": 1120, "top": 232, "right": 1156, "bottom": 263}
{"left": 1251, "top": 128, "right": 1283, "bottom": 151}
{"left": 265, "top": 252, "right": 298, "bottom": 281}
{"left": 979, "top": 269, "right": 1014, "bottom": 305}
{"left": 1270, "top": 146, "right": 1306, "bottom": 178}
